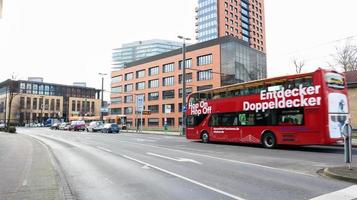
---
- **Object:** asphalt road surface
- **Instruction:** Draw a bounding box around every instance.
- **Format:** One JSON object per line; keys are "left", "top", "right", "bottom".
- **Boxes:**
{"left": 19, "top": 128, "right": 357, "bottom": 200}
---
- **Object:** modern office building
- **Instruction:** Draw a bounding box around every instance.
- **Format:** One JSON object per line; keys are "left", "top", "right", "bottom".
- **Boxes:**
{"left": 196, "top": 0, "right": 266, "bottom": 52}
{"left": 110, "top": 36, "right": 266, "bottom": 128}
{"left": 0, "top": 78, "right": 101, "bottom": 125}
{"left": 112, "top": 39, "right": 183, "bottom": 70}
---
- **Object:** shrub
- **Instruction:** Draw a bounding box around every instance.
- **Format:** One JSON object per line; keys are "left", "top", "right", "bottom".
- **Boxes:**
{"left": 7, "top": 126, "right": 16, "bottom": 133}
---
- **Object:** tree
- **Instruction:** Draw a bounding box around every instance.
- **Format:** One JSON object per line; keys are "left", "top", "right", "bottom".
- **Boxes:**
{"left": 333, "top": 41, "right": 357, "bottom": 72}
{"left": 6, "top": 78, "right": 19, "bottom": 127}
{"left": 293, "top": 58, "right": 305, "bottom": 74}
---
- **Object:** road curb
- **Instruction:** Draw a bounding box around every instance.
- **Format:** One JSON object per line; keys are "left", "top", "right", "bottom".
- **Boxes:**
{"left": 323, "top": 167, "right": 357, "bottom": 183}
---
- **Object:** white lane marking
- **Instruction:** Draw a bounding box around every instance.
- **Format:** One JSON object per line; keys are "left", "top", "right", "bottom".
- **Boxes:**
{"left": 22, "top": 180, "right": 27, "bottom": 186}
{"left": 147, "top": 152, "right": 202, "bottom": 164}
{"left": 117, "top": 140, "right": 316, "bottom": 177}
{"left": 96, "top": 146, "right": 112, "bottom": 153}
{"left": 123, "top": 155, "right": 245, "bottom": 200}
{"left": 136, "top": 138, "right": 156, "bottom": 142}
{"left": 310, "top": 185, "right": 357, "bottom": 200}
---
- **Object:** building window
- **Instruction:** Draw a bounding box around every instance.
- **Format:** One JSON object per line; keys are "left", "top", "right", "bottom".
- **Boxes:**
{"left": 242, "top": 22, "right": 249, "bottom": 30}
{"left": 112, "top": 97, "right": 122, "bottom": 104}
{"left": 112, "top": 75, "right": 122, "bottom": 83}
{"left": 136, "top": 70, "right": 145, "bottom": 78}
{"left": 148, "top": 79, "right": 159, "bottom": 88}
{"left": 197, "top": 69, "right": 213, "bottom": 81}
{"left": 179, "top": 103, "right": 183, "bottom": 112}
{"left": 33, "top": 98, "right": 38, "bottom": 110}
{"left": 124, "top": 84, "right": 133, "bottom": 92}
{"left": 148, "top": 105, "right": 159, "bottom": 113}
{"left": 72, "top": 100, "right": 76, "bottom": 111}
{"left": 32, "top": 84, "right": 38, "bottom": 94}
{"left": 178, "top": 73, "right": 193, "bottom": 84}
{"left": 179, "top": 87, "right": 193, "bottom": 98}
{"left": 124, "top": 107, "right": 133, "bottom": 114}
{"left": 50, "top": 99, "right": 55, "bottom": 111}
{"left": 112, "top": 86, "right": 122, "bottom": 93}
{"left": 111, "top": 108, "right": 122, "bottom": 115}
{"left": 149, "top": 66, "right": 159, "bottom": 76}
{"left": 26, "top": 97, "right": 31, "bottom": 109}
{"left": 148, "top": 92, "right": 159, "bottom": 101}
{"left": 163, "top": 76, "right": 175, "bottom": 86}
{"left": 56, "top": 99, "right": 60, "bottom": 111}
{"left": 179, "top": 59, "right": 192, "bottom": 70}
{"left": 91, "top": 102, "right": 95, "bottom": 113}
{"left": 163, "top": 63, "right": 175, "bottom": 73}
{"left": 45, "top": 99, "right": 49, "bottom": 110}
{"left": 124, "top": 73, "right": 133, "bottom": 81}
{"left": 77, "top": 101, "right": 80, "bottom": 112}
{"left": 162, "top": 90, "right": 175, "bottom": 99}
{"left": 136, "top": 82, "right": 145, "bottom": 90}
{"left": 197, "top": 85, "right": 213, "bottom": 91}
{"left": 148, "top": 118, "right": 159, "bottom": 126}
{"left": 162, "top": 118, "right": 175, "bottom": 126}
{"left": 20, "top": 97, "right": 25, "bottom": 109}
{"left": 197, "top": 54, "right": 213, "bottom": 66}
{"left": 162, "top": 104, "right": 175, "bottom": 113}
{"left": 242, "top": 35, "right": 249, "bottom": 42}
{"left": 124, "top": 95, "right": 133, "bottom": 103}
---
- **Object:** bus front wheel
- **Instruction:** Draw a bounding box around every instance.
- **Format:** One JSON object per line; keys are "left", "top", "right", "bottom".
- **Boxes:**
{"left": 261, "top": 132, "right": 277, "bottom": 149}
{"left": 201, "top": 132, "right": 209, "bottom": 143}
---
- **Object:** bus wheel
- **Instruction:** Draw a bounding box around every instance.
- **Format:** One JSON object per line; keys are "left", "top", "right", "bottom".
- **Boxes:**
{"left": 201, "top": 132, "right": 209, "bottom": 143}
{"left": 262, "top": 132, "right": 277, "bottom": 149}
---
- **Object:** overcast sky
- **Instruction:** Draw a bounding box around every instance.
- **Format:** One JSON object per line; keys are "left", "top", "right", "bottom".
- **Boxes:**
{"left": 1, "top": 0, "right": 357, "bottom": 100}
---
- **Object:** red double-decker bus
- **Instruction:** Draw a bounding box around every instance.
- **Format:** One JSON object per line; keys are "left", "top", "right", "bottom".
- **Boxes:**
{"left": 185, "top": 69, "right": 349, "bottom": 148}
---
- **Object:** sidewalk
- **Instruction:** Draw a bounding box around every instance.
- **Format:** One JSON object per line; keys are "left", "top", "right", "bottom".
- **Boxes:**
{"left": 124, "top": 129, "right": 182, "bottom": 136}
{"left": 0, "top": 132, "right": 65, "bottom": 200}
{"left": 323, "top": 167, "right": 357, "bottom": 183}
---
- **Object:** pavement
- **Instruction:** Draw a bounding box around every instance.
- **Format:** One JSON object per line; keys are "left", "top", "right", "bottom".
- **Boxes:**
{"left": 17, "top": 128, "right": 357, "bottom": 200}
{"left": 323, "top": 167, "right": 357, "bottom": 183}
{"left": 0, "top": 132, "right": 65, "bottom": 200}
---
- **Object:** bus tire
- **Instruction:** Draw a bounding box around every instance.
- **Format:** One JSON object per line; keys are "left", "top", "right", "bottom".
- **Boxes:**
{"left": 261, "top": 132, "right": 277, "bottom": 149}
{"left": 201, "top": 131, "right": 209, "bottom": 143}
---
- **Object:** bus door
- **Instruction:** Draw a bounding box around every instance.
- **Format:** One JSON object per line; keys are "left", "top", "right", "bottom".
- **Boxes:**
{"left": 209, "top": 113, "right": 239, "bottom": 141}
{"left": 238, "top": 112, "right": 260, "bottom": 143}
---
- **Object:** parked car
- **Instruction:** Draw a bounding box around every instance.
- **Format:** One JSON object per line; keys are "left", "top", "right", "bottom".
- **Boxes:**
{"left": 0, "top": 123, "right": 5, "bottom": 129}
{"left": 64, "top": 123, "right": 71, "bottom": 131}
{"left": 58, "top": 122, "right": 68, "bottom": 130}
{"left": 86, "top": 121, "right": 103, "bottom": 132}
{"left": 50, "top": 123, "right": 60, "bottom": 130}
{"left": 70, "top": 121, "right": 86, "bottom": 131}
{"left": 101, "top": 123, "right": 120, "bottom": 133}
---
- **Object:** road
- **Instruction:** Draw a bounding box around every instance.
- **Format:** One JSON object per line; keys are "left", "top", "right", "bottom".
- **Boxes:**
{"left": 19, "top": 128, "right": 357, "bottom": 200}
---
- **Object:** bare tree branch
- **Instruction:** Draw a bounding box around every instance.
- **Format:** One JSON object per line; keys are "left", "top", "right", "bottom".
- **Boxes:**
{"left": 333, "top": 40, "right": 357, "bottom": 72}
{"left": 293, "top": 58, "right": 305, "bottom": 74}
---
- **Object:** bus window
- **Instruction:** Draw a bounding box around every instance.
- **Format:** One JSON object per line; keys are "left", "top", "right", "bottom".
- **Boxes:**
{"left": 238, "top": 112, "right": 255, "bottom": 126}
{"left": 278, "top": 108, "right": 304, "bottom": 125}
{"left": 189, "top": 93, "right": 198, "bottom": 104}
{"left": 209, "top": 113, "right": 238, "bottom": 127}
{"left": 187, "top": 114, "right": 208, "bottom": 127}
{"left": 325, "top": 72, "right": 345, "bottom": 89}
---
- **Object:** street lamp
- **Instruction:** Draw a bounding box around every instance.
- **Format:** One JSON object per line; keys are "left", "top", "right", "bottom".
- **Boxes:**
{"left": 178, "top": 35, "right": 191, "bottom": 136}
{"left": 98, "top": 73, "right": 107, "bottom": 122}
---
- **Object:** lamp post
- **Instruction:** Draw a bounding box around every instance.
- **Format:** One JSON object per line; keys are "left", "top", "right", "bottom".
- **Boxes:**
{"left": 98, "top": 73, "right": 107, "bottom": 122}
{"left": 178, "top": 35, "right": 191, "bottom": 136}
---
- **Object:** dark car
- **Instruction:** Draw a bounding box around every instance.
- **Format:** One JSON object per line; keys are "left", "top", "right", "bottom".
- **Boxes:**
{"left": 101, "top": 123, "right": 120, "bottom": 133}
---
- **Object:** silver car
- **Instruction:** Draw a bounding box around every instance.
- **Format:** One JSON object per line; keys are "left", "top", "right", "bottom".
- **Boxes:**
{"left": 86, "top": 121, "right": 103, "bottom": 132}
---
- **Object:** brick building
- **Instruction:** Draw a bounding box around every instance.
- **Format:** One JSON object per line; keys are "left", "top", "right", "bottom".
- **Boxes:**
{"left": 110, "top": 36, "right": 266, "bottom": 128}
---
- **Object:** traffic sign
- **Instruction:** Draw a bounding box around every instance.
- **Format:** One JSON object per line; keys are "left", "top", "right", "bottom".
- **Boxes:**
{"left": 136, "top": 95, "right": 144, "bottom": 112}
